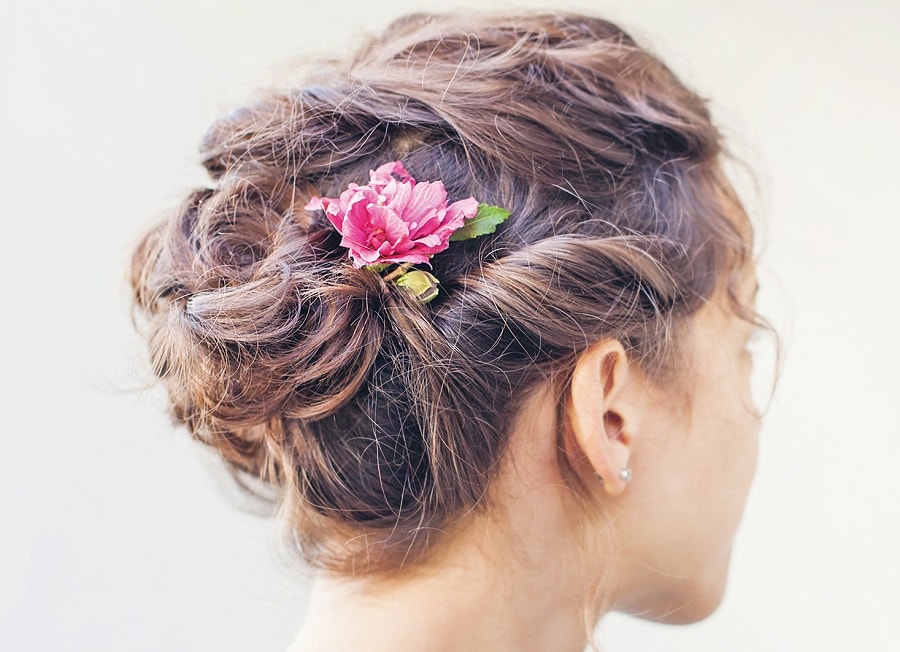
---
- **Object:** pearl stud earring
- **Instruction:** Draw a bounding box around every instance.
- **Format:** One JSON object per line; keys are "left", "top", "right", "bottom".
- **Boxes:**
{"left": 597, "top": 468, "right": 632, "bottom": 484}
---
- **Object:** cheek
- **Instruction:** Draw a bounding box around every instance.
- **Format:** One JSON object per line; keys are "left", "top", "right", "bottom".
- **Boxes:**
{"left": 660, "top": 412, "right": 759, "bottom": 621}
{"left": 726, "top": 361, "right": 762, "bottom": 500}
{"left": 667, "top": 376, "right": 760, "bottom": 569}
{"left": 696, "top": 338, "right": 761, "bottom": 504}
{"left": 703, "top": 382, "right": 760, "bottom": 524}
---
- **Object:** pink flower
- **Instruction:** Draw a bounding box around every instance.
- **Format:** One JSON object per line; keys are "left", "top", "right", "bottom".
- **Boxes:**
{"left": 305, "top": 161, "right": 479, "bottom": 268}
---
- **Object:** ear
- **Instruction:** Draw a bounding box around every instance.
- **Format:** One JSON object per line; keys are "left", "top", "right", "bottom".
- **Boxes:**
{"left": 566, "top": 340, "right": 637, "bottom": 496}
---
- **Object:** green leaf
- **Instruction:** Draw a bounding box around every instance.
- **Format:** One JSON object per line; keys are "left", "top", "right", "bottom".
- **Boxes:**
{"left": 395, "top": 270, "right": 441, "bottom": 303}
{"left": 364, "top": 263, "right": 390, "bottom": 273}
{"left": 449, "top": 204, "right": 511, "bottom": 242}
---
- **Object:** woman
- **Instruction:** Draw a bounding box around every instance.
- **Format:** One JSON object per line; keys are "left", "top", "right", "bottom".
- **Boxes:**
{"left": 131, "top": 12, "right": 764, "bottom": 651}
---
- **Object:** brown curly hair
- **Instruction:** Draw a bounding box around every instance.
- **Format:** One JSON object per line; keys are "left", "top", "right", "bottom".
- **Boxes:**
{"left": 131, "top": 12, "right": 752, "bottom": 575}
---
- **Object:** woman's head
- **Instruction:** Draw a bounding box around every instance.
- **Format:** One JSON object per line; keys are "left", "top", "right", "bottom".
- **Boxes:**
{"left": 131, "top": 11, "right": 758, "bottom": 621}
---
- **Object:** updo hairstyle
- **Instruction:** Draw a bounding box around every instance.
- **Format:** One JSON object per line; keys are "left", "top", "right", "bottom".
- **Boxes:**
{"left": 131, "top": 13, "right": 752, "bottom": 574}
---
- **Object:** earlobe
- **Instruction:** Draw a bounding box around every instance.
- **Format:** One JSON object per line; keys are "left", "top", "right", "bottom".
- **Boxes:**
{"left": 567, "top": 340, "right": 636, "bottom": 496}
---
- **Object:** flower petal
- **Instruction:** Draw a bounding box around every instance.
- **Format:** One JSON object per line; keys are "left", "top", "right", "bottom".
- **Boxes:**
{"left": 304, "top": 196, "right": 324, "bottom": 211}
{"left": 404, "top": 181, "right": 448, "bottom": 234}
{"left": 377, "top": 252, "right": 434, "bottom": 266}
{"left": 371, "top": 160, "right": 414, "bottom": 186}
{"left": 368, "top": 204, "right": 411, "bottom": 247}
{"left": 385, "top": 178, "right": 413, "bottom": 214}
{"left": 447, "top": 197, "right": 480, "bottom": 220}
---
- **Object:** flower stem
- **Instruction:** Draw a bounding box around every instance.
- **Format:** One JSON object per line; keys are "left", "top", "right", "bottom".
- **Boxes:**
{"left": 382, "top": 262, "right": 413, "bottom": 283}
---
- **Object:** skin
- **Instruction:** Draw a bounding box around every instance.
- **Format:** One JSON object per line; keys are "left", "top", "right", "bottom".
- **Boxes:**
{"left": 289, "top": 272, "right": 761, "bottom": 651}
{"left": 577, "top": 272, "right": 761, "bottom": 623}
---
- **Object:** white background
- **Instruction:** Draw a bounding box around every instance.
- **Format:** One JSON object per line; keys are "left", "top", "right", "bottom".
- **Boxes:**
{"left": 2, "top": 0, "right": 899, "bottom": 650}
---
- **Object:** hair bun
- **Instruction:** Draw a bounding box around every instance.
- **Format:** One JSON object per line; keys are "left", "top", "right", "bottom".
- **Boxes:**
{"left": 131, "top": 163, "right": 388, "bottom": 469}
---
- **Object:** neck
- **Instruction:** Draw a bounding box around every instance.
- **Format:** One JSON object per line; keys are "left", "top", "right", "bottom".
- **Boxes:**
{"left": 288, "top": 390, "right": 605, "bottom": 652}
{"left": 290, "top": 518, "right": 592, "bottom": 652}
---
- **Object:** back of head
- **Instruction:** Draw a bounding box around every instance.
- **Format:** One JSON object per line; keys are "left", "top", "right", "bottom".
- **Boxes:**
{"left": 131, "top": 12, "right": 751, "bottom": 575}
